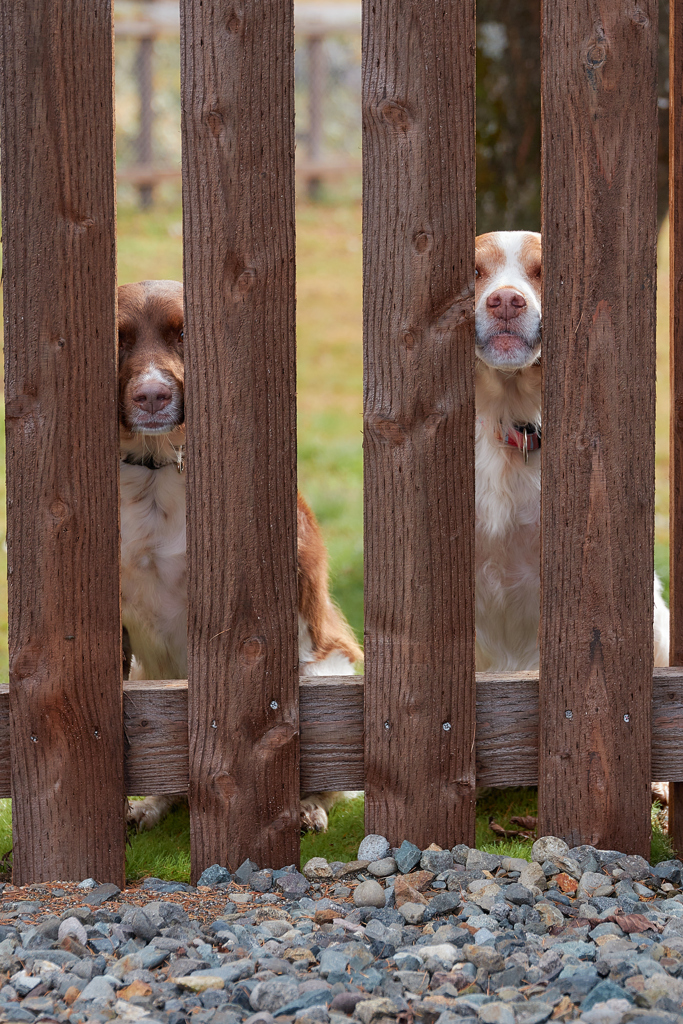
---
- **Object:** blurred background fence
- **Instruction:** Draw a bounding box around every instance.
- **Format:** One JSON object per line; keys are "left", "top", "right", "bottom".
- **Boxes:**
{"left": 115, "top": 1, "right": 363, "bottom": 206}
{"left": 115, "top": 0, "right": 672, "bottom": 228}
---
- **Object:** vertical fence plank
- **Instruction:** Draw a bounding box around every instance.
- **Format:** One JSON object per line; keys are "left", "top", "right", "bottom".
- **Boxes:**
{"left": 0, "top": 1, "right": 124, "bottom": 883}
{"left": 539, "top": 0, "right": 657, "bottom": 854}
{"left": 362, "top": 1, "right": 476, "bottom": 847}
{"left": 670, "top": 0, "right": 683, "bottom": 855}
{"left": 181, "top": 0, "right": 299, "bottom": 878}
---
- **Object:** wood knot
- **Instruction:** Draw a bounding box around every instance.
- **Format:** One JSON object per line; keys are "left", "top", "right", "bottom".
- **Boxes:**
{"left": 225, "top": 8, "right": 244, "bottom": 33}
{"left": 49, "top": 499, "right": 70, "bottom": 524}
{"left": 413, "top": 231, "right": 432, "bottom": 254}
{"left": 236, "top": 269, "right": 257, "bottom": 294}
{"left": 631, "top": 6, "right": 649, "bottom": 26}
{"left": 206, "top": 109, "right": 225, "bottom": 137}
{"left": 585, "top": 42, "right": 607, "bottom": 68}
{"left": 378, "top": 98, "right": 412, "bottom": 132}
{"left": 366, "top": 413, "right": 408, "bottom": 447}
{"left": 241, "top": 635, "right": 266, "bottom": 665}
{"left": 403, "top": 330, "right": 418, "bottom": 351}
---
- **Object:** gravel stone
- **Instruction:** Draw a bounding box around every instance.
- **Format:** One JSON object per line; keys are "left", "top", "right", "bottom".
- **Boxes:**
{"left": 420, "top": 850, "right": 454, "bottom": 874}
{"left": 465, "top": 849, "right": 502, "bottom": 872}
{"left": 531, "top": 837, "right": 570, "bottom": 863}
{"left": 395, "top": 841, "right": 422, "bottom": 874}
{"left": 198, "top": 864, "right": 233, "bottom": 887}
{"left": 353, "top": 880, "right": 385, "bottom": 908}
{"left": 367, "top": 857, "right": 396, "bottom": 877}
{"left": 358, "top": 835, "right": 391, "bottom": 862}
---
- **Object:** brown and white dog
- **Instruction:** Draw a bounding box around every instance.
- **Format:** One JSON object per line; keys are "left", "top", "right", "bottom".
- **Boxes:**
{"left": 474, "top": 230, "right": 669, "bottom": 673}
{"left": 118, "top": 279, "right": 362, "bottom": 832}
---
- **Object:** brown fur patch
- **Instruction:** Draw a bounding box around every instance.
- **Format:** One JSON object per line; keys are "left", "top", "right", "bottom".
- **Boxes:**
{"left": 519, "top": 233, "right": 542, "bottom": 302}
{"left": 474, "top": 232, "right": 506, "bottom": 295}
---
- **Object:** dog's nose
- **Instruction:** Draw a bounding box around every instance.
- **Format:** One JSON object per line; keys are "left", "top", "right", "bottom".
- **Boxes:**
{"left": 132, "top": 383, "right": 172, "bottom": 415}
{"left": 486, "top": 288, "right": 527, "bottom": 320}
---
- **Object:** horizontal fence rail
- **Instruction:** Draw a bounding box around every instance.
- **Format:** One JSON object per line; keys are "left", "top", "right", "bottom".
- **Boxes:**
{"left": 0, "top": 672, "right": 681, "bottom": 802}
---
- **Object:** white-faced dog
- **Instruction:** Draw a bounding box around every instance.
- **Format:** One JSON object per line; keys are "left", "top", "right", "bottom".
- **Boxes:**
{"left": 474, "top": 230, "right": 669, "bottom": 673}
{"left": 119, "top": 280, "right": 362, "bottom": 832}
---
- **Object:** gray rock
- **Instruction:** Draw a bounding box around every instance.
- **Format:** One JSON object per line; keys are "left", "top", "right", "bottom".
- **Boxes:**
{"left": 77, "top": 975, "right": 116, "bottom": 1002}
{"left": 120, "top": 907, "right": 159, "bottom": 942}
{"left": 478, "top": 1004, "right": 515, "bottom": 1024}
{"left": 420, "top": 849, "right": 454, "bottom": 874}
{"left": 577, "top": 872, "right": 615, "bottom": 900}
{"left": 82, "top": 883, "right": 121, "bottom": 906}
{"left": 462, "top": 944, "right": 504, "bottom": 972}
{"left": 235, "top": 859, "right": 259, "bottom": 886}
{"left": 368, "top": 858, "right": 397, "bottom": 878}
{"left": 653, "top": 859, "right": 683, "bottom": 884}
{"left": 569, "top": 845, "right": 600, "bottom": 875}
{"left": 502, "top": 883, "right": 534, "bottom": 906}
{"left": 398, "top": 902, "right": 425, "bottom": 925}
{"left": 451, "top": 844, "right": 470, "bottom": 865}
{"left": 273, "top": 988, "right": 333, "bottom": 1017}
{"left": 57, "top": 917, "right": 88, "bottom": 945}
{"left": 423, "top": 892, "right": 461, "bottom": 918}
{"left": 531, "top": 837, "right": 570, "bottom": 863}
{"left": 251, "top": 869, "right": 274, "bottom": 893}
{"left": 358, "top": 835, "right": 391, "bottom": 862}
{"left": 249, "top": 977, "right": 300, "bottom": 1013}
{"left": 77, "top": 878, "right": 98, "bottom": 890}
{"left": 144, "top": 900, "right": 190, "bottom": 928}
{"left": 275, "top": 871, "right": 310, "bottom": 897}
{"left": 396, "top": 841, "right": 422, "bottom": 874}
{"left": 466, "top": 849, "right": 502, "bottom": 872}
{"left": 303, "top": 858, "right": 334, "bottom": 880}
{"left": 198, "top": 864, "right": 232, "bottom": 887}
{"left": 615, "top": 854, "right": 651, "bottom": 880}
{"left": 141, "top": 876, "right": 196, "bottom": 894}
{"left": 319, "top": 949, "right": 352, "bottom": 978}
{"left": 581, "top": 980, "right": 634, "bottom": 1012}
{"left": 353, "top": 880, "right": 385, "bottom": 908}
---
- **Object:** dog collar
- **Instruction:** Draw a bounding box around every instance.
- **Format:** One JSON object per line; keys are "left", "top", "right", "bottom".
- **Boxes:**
{"left": 492, "top": 422, "right": 541, "bottom": 464}
{"left": 122, "top": 444, "right": 186, "bottom": 474}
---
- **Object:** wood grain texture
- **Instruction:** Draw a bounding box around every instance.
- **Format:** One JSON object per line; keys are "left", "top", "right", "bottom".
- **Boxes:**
{"left": 362, "top": 0, "right": 476, "bottom": 848}
{"left": 0, "top": 2, "right": 124, "bottom": 884}
{"left": 669, "top": 0, "right": 683, "bottom": 857}
{"left": 180, "top": 0, "right": 299, "bottom": 879}
{"left": 299, "top": 678, "right": 364, "bottom": 791}
{"left": 124, "top": 680, "right": 189, "bottom": 796}
{"left": 0, "top": 672, "right": 682, "bottom": 797}
{"left": 539, "top": 0, "right": 658, "bottom": 855}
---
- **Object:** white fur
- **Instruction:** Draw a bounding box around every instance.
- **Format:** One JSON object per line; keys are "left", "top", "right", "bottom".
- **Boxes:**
{"left": 474, "top": 231, "right": 669, "bottom": 672}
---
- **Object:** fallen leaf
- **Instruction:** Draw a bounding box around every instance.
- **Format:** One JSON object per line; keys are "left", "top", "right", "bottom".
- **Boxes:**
{"left": 118, "top": 979, "right": 153, "bottom": 1000}
{"left": 552, "top": 995, "right": 575, "bottom": 1020}
{"left": 612, "top": 913, "right": 660, "bottom": 933}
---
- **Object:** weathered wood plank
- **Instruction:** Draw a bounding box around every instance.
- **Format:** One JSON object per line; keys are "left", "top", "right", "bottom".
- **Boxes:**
{"left": 669, "top": 0, "right": 683, "bottom": 857}
{"left": 180, "top": 0, "right": 299, "bottom": 879}
{"left": 1, "top": 672, "right": 683, "bottom": 797}
{"left": 299, "top": 679, "right": 364, "bottom": 791}
{"left": 124, "top": 681, "right": 189, "bottom": 796}
{"left": 362, "top": 0, "right": 476, "bottom": 848}
{"left": 0, "top": 1, "right": 124, "bottom": 884}
{"left": 539, "top": 0, "right": 658, "bottom": 855}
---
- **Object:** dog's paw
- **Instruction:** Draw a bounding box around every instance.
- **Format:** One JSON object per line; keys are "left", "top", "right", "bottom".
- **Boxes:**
{"left": 300, "top": 799, "right": 329, "bottom": 834}
{"left": 127, "top": 795, "right": 176, "bottom": 832}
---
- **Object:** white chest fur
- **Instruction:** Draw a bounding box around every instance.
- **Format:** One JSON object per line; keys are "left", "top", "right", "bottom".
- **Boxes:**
{"left": 475, "top": 422, "right": 541, "bottom": 672}
{"left": 120, "top": 461, "right": 187, "bottom": 679}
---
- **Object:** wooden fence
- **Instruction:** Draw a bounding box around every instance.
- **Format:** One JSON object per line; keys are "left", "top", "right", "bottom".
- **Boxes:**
{"left": 0, "top": 0, "right": 680, "bottom": 886}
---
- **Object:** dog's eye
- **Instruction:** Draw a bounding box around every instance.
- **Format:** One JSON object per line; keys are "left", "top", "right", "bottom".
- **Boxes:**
{"left": 475, "top": 267, "right": 480, "bottom": 278}
{"left": 179, "top": 330, "right": 184, "bottom": 343}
